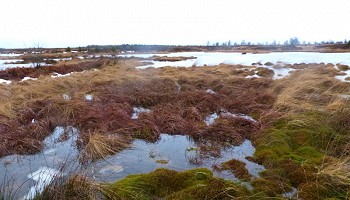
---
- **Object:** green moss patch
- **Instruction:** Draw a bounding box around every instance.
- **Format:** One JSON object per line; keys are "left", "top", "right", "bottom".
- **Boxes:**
{"left": 106, "top": 168, "right": 250, "bottom": 199}
{"left": 252, "top": 111, "right": 350, "bottom": 199}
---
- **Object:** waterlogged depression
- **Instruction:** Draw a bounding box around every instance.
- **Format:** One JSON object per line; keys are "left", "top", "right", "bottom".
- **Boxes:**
{"left": 0, "top": 122, "right": 264, "bottom": 199}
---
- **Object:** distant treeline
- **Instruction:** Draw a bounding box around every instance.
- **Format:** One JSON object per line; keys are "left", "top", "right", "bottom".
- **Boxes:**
{"left": 86, "top": 44, "right": 205, "bottom": 52}
{"left": 2, "top": 42, "right": 350, "bottom": 54}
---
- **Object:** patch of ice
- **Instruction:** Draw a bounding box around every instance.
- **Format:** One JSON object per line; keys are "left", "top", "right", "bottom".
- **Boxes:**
{"left": 98, "top": 165, "right": 124, "bottom": 174}
{"left": 21, "top": 77, "right": 38, "bottom": 82}
{"left": 131, "top": 107, "right": 151, "bottom": 119}
{"left": 0, "top": 79, "right": 11, "bottom": 84}
{"left": 334, "top": 66, "right": 350, "bottom": 82}
{"left": 43, "top": 149, "right": 56, "bottom": 155}
{"left": 85, "top": 94, "right": 94, "bottom": 101}
{"left": 204, "top": 113, "right": 219, "bottom": 126}
{"left": 27, "top": 167, "right": 60, "bottom": 182}
{"left": 220, "top": 111, "right": 257, "bottom": 123}
{"left": 335, "top": 75, "right": 350, "bottom": 82}
{"left": 22, "top": 167, "right": 61, "bottom": 200}
{"left": 43, "top": 126, "right": 78, "bottom": 149}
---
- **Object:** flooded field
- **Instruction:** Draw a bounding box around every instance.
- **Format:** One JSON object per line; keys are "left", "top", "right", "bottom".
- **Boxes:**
{"left": 125, "top": 51, "right": 350, "bottom": 66}
{"left": 0, "top": 50, "right": 350, "bottom": 199}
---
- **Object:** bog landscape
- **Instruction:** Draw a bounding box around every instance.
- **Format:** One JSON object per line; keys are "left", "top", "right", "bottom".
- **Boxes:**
{"left": 1, "top": 43, "right": 350, "bottom": 199}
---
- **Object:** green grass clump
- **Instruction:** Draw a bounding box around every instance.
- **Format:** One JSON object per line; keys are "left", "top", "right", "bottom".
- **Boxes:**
{"left": 106, "top": 168, "right": 250, "bottom": 199}
{"left": 253, "top": 111, "right": 350, "bottom": 199}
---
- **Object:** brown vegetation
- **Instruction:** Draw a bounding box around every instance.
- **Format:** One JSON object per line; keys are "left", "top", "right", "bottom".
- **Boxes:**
{"left": 150, "top": 55, "right": 196, "bottom": 62}
{"left": 221, "top": 159, "right": 252, "bottom": 181}
{"left": 0, "top": 58, "right": 275, "bottom": 158}
{"left": 0, "top": 59, "right": 106, "bottom": 80}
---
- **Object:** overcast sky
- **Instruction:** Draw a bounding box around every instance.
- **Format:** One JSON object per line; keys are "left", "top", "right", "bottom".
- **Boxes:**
{"left": 0, "top": 0, "right": 349, "bottom": 48}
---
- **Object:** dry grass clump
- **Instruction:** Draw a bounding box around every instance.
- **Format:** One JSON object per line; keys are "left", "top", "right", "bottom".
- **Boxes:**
{"left": 273, "top": 64, "right": 341, "bottom": 111}
{"left": 96, "top": 78, "right": 180, "bottom": 108}
{"left": 150, "top": 55, "right": 196, "bottom": 62}
{"left": 79, "top": 134, "right": 130, "bottom": 164}
{"left": 256, "top": 67, "right": 274, "bottom": 78}
{"left": 152, "top": 106, "right": 197, "bottom": 135}
{"left": 35, "top": 174, "right": 114, "bottom": 200}
{"left": 337, "top": 64, "right": 350, "bottom": 71}
{"left": 0, "top": 59, "right": 105, "bottom": 80}
{"left": 73, "top": 102, "right": 133, "bottom": 133}
{"left": 320, "top": 157, "right": 350, "bottom": 186}
{"left": 221, "top": 159, "right": 252, "bottom": 181}
{"left": 0, "top": 114, "right": 52, "bottom": 157}
{"left": 197, "top": 116, "right": 258, "bottom": 145}
{"left": 177, "top": 91, "right": 222, "bottom": 114}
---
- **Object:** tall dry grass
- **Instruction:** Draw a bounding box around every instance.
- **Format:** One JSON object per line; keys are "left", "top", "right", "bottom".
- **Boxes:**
{"left": 79, "top": 134, "right": 130, "bottom": 164}
{"left": 272, "top": 64, "right": 343, "bottom": 112}
{"left": 34, "top": 174, "right": 116, "bottom": 200}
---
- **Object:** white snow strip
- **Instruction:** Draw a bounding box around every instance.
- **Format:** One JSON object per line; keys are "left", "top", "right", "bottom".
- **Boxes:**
{"left": 51, "top": 72, "right": 72, "bottom": 78}
{"left": 21, "top": 77, "right": 38, "bottom": 82}
{"left": 0, "top": 79, "right": 11, "bottom": 84}
{"left": 220, "top": 111, "right": 257, "bottom": 123}
{"left": 245, "top": 74, "right": 261, "bottom": 79}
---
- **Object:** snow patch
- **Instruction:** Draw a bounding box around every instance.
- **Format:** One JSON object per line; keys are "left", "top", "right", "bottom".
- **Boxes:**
{"left": 131, "top": 107, "right": 151, "bottom": 119}
{"left": 245, "top": 74, "right": 261, "bottom": 79}
{"left": 21, "top": 77, "right": 38, "bottom": 82}
{"left": 204, "top": 110, "right": 257, "bottom": 126}
{"left": 220, "top": 111, "right": 257, "bottom": 123}
{"left": 204, "top": 113, "right": 219, "bottom": 126}
{"left": 85, "top": 94, "right": 94, "bottom": 101}
{"left": 0, "top": 79, "right": 11, "bottom": 84}
{"left": 206, "top": 89, "right": 216, "bottom": 94}
{"left": 51, "top": 72, "right": 73, "bottom": 78}
{"left": 62, "top": 94, "right": 71, "bottom": 100}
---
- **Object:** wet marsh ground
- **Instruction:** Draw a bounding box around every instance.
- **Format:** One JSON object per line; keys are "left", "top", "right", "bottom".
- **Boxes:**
{"left": 0, "top": 53, "right": 350, "bottom": 199}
